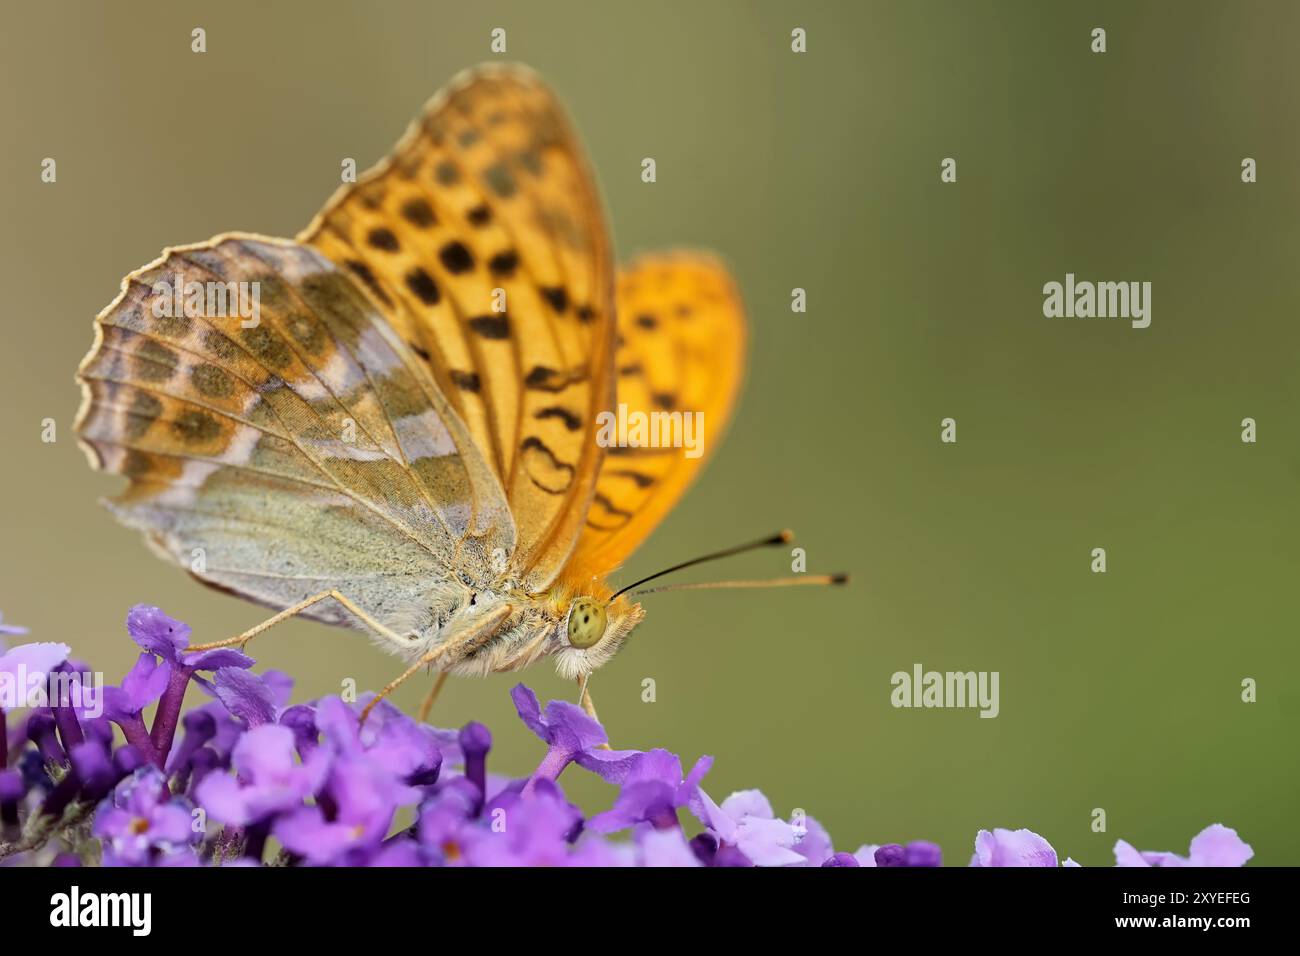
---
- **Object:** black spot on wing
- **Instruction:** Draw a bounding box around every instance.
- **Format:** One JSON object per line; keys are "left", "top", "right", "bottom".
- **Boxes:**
{"left": 592, "top": 493, "right": 634, "bottom": 519}
{"left": 520, "top": 435, "right": 575, "bottom": 494}
{"left": 524, "top": 365, "right": 586, "bottom": 392}
{"left": 468, "top": 315, "right": 510, "bottom": 339}
{"left": 488, "top": 250, "right": 519, "bottom": 278}
{"left": 526, "top": 366, "right": 560, "bottom": 390}
{"left": 401, "top": 198, "right": 437, "bottom": 229}
{"left": 440, "top": 241, "right": 475, "bottom": 274}
{"left": 540, "top": 286, "right": 568, "bottom": 314}
{"left": 367, "top": 227, "right": 399, "bottom": 251}
{"left": 535, "top": 406, "right": 582, "bottom": 431}
{"left": 405, "top": 268, "right": 441, "bottom": 305}
{"left": 450, "top": 370, "right": 481, "bottom": 393}
{"left": 607, "top": 468, "right": 656, "bottom": 488}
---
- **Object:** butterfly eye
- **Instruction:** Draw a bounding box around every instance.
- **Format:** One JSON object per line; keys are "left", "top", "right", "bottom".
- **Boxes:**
{"left": 566, "top": 598, "right": 608, "bottom": 650}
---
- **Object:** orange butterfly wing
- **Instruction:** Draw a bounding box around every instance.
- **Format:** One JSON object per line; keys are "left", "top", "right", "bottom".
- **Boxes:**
{"left": 564, "top": 252, "right": 747, "bottom": 581}
{"left": 300, "top": 65, "right": 615, "bottom": 592}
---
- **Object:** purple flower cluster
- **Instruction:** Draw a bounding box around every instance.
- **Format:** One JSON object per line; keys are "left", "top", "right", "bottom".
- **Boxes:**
{"left": 0, "top": 607, "right": 1256, "bottom": 867}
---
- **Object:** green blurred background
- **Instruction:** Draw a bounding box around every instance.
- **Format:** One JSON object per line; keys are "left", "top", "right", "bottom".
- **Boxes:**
{"left": 2, "top": 0, "right": 1297, "bottom": 865}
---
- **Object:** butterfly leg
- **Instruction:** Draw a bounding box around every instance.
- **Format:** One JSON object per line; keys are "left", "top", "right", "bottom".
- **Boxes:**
{"left": 358, "top": 604, "right": 513, "bottom": 725}
{"left": 185, "top": 589, "right": 406, "bottom": 653}
{"left": 576, "top": 676, "right": 598, "bottom": 721}
{"left": 576, "top": 677, "right": 612, "bottom": 749}
{"left": 417, "top": 671, "right": 451, "bottom": 722}
{"left": 359, "top": 650, "right": 446, "bottom": 725}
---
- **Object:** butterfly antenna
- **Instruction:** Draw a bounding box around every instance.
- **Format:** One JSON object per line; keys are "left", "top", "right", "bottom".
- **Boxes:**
{"left": 629, "top": 574, "right": 849, "bottom": 597}
{"left": 611, "top": 530, "right": 843, "bottom": 600}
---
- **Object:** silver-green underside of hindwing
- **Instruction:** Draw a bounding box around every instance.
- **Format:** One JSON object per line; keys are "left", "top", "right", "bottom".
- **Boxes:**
{"left": 76, "top": 234, "right": 518, "bottom": 650}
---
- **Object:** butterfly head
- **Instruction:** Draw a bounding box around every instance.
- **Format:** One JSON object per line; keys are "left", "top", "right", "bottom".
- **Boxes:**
{"left": 551, "top": 590, "right": 645, "bottom": 680}
{"left": 563, "top": 596, "right": 607, "bottom": 650}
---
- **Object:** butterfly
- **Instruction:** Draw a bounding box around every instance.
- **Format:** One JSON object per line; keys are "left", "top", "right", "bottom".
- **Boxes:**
{"left": 74, "top": 64, "right": 844, "bottom": 723}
